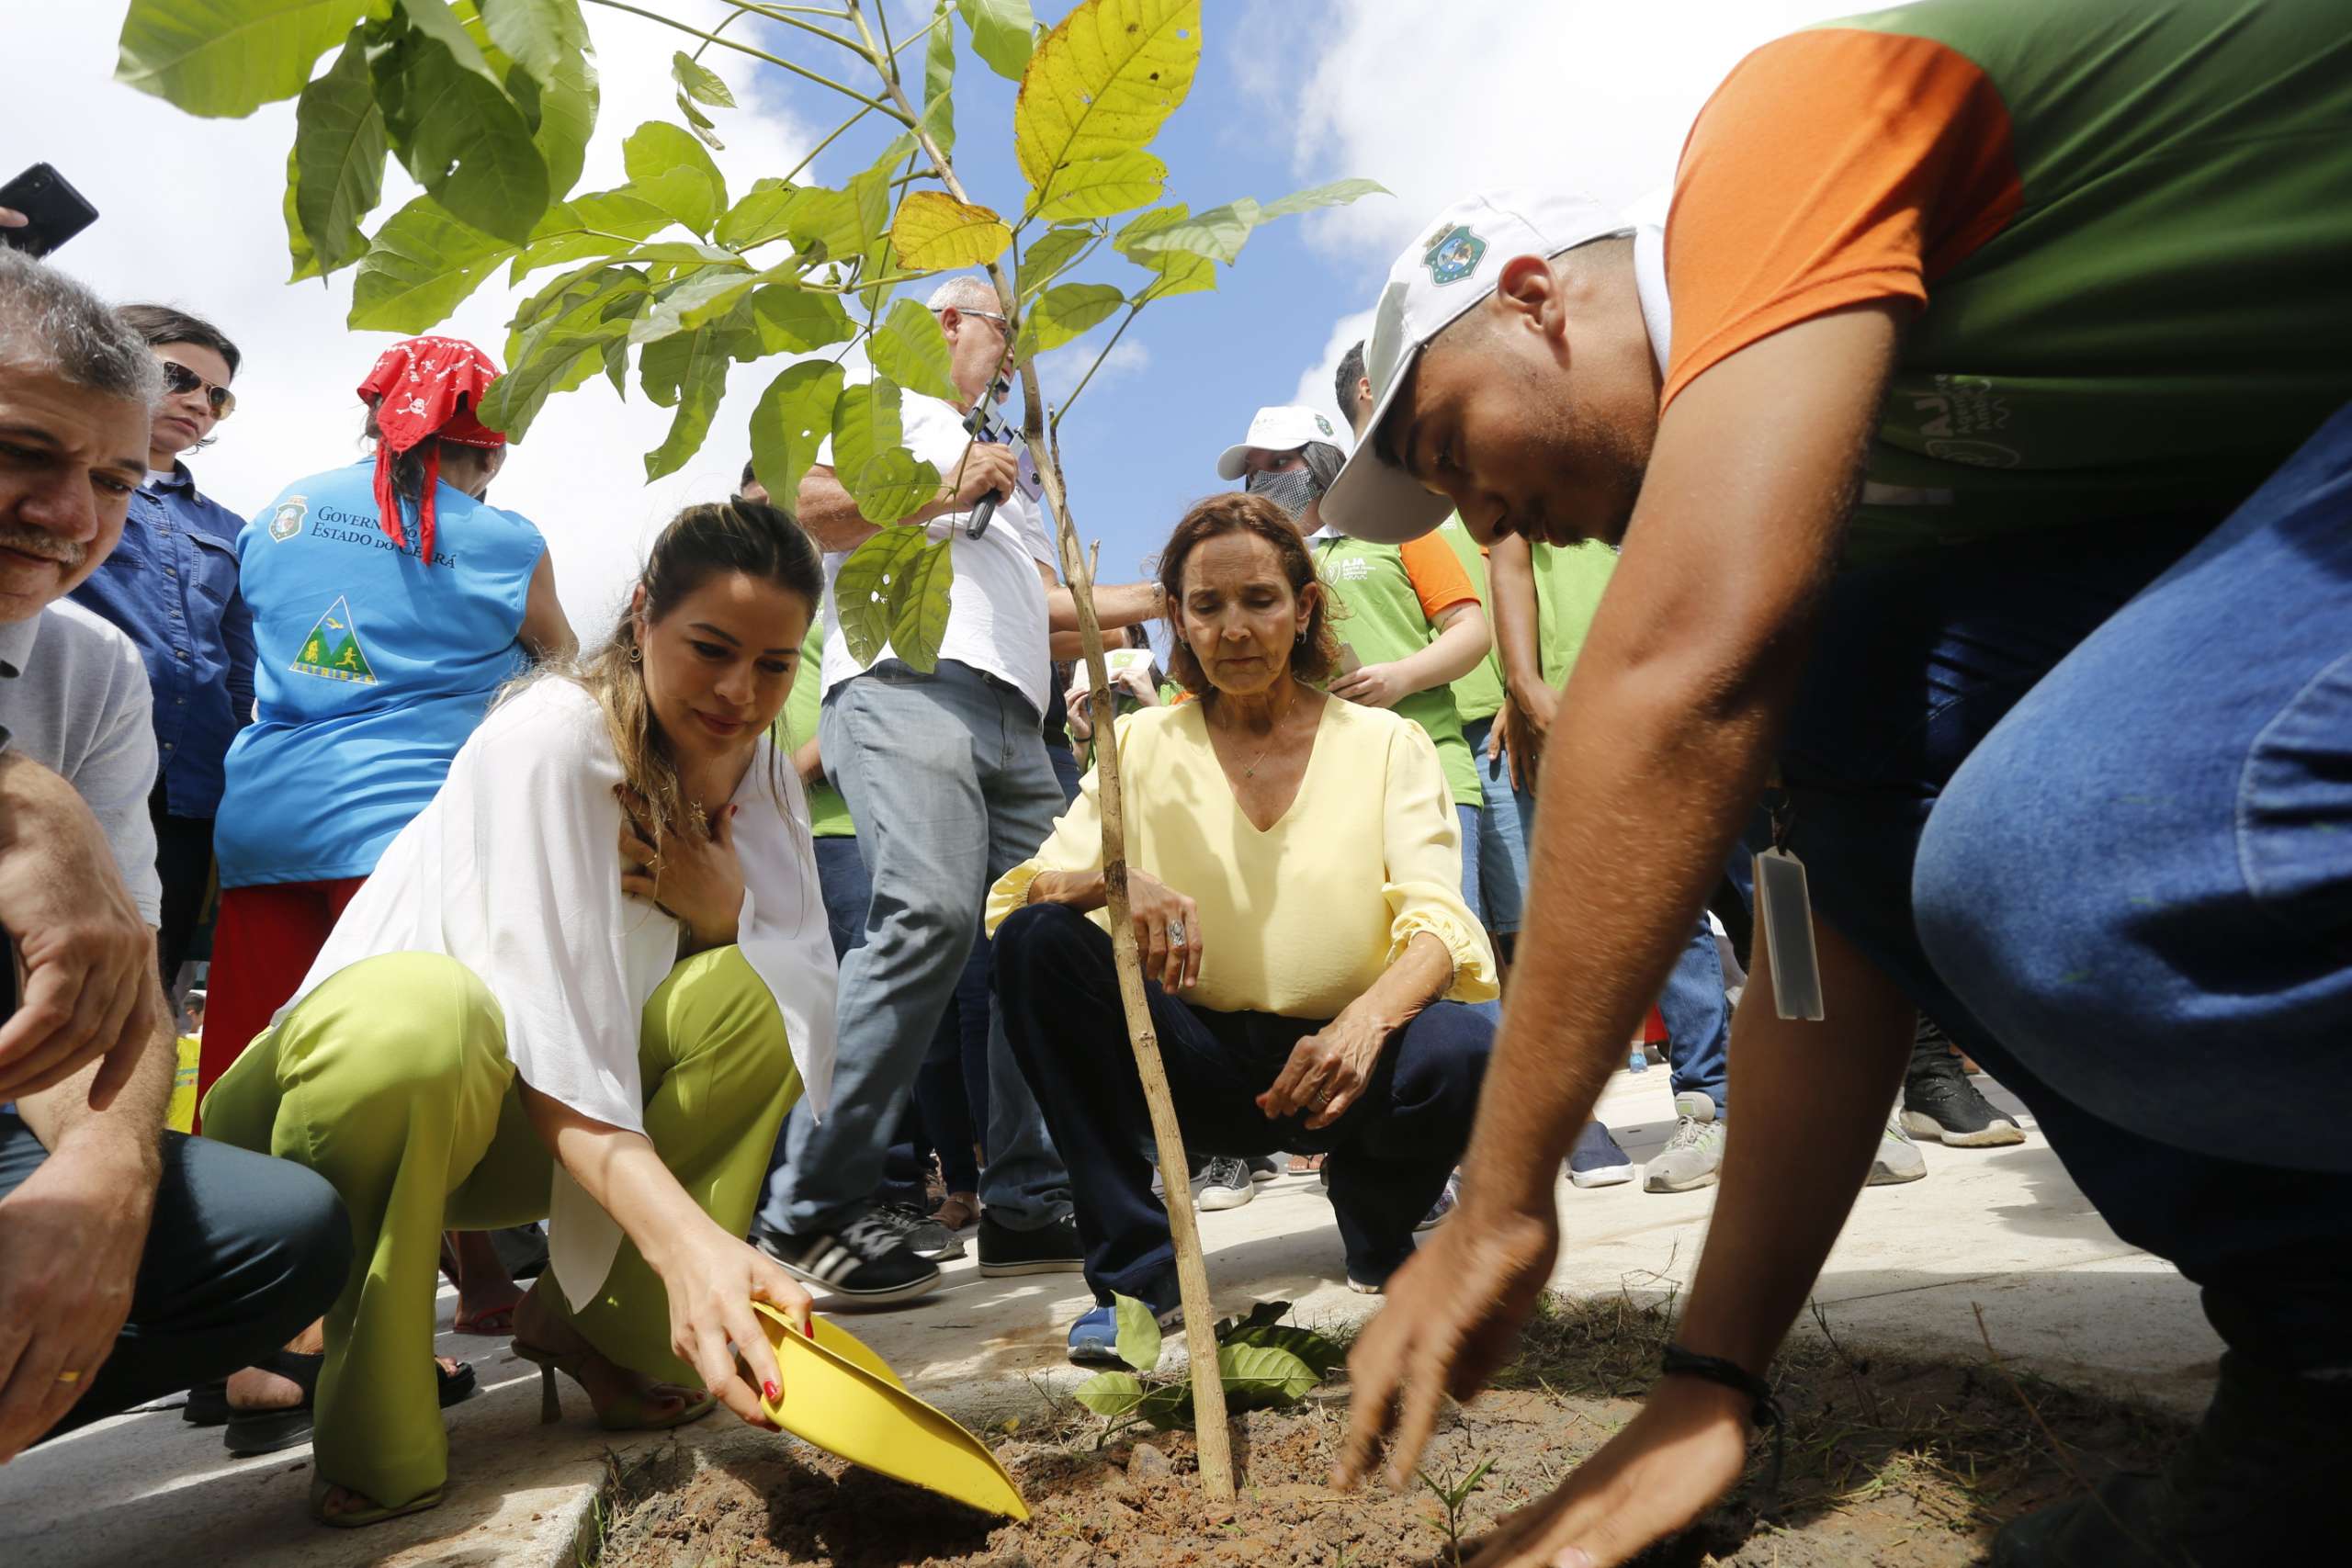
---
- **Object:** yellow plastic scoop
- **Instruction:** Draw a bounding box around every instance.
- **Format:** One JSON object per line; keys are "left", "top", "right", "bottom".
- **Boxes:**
{"left": 752, "top": 1303, "right": 1029, "bottom": 1521}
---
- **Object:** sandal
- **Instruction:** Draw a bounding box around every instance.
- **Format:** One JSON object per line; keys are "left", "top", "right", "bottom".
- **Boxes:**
{"left": 182, "top": 1378, "right": 230, "bottom": 1427}
{"left": 513, "top": 1339, "right": 716, "bottom": 1432}
{"left": 224, "top": 1351, "right": 479, "bottom": 1456}
{"left": 309, "top": 1475, "right": 444, "bottom": 1529}
{"left": 452, "top": 1303, "right": 517, "bottom": 1337}
{"left": 1288, "top": 1153, "right": 1328, "bottom": 1176}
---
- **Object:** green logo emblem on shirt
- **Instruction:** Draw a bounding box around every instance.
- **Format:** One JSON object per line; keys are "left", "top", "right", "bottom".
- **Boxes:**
{"left": 290, "top": 595, "right": 378, "bottom": 685}
{"left": 1424, "top": 225, "right": 1487, "bottom": 287}
{"left": 267, "top": 495, "right": 308, "bottom": 542}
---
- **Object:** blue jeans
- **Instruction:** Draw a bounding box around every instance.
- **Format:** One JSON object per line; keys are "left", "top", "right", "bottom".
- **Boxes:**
{"left": 811, "top": 834, "right": 869, "bottom": 961}
{"left": 1785, "top": 402, "right": 2352, "bottom": 1369}
{"left": 994, "top": 901, "right": 1493, "bottom": 1305}
{"left": 1459, "top": 715, "right": 1532, "bottom": 936}
{"left": 760, "top": 660, "right": 1072, "bottom": 1237}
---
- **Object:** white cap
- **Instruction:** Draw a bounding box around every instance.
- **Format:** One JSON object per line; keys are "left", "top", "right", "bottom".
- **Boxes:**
{"left": 1322, "top": 189, "right": 1632, "bottom": 543}
{"left": 1215, "top": 404, "right": 1352, "bottom": 480}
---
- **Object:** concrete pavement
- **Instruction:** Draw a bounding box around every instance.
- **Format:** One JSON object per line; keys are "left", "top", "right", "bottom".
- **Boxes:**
{"left": 0, "top": 1068, "right": 2218, "bottom": 1567}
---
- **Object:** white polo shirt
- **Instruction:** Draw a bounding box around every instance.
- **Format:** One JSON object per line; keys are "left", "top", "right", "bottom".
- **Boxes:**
{"left": 817, "top": 389, "right": 1058, "bottom": 712}
{"left": 0, "top": 601, "right": 164, "bottom": 923}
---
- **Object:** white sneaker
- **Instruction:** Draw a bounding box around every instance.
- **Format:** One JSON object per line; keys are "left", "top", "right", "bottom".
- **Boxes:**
{"left": 1643, "top": 1092, "right": 1725, "bottom": 1193}
{"left": 1867, "top": 1117, "right": 1928, "bottom": 1185}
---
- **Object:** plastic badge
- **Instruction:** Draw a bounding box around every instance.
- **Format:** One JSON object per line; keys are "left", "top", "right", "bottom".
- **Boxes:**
{"left": 1753, "top": 847, "right": 1826, "bottom": 1021}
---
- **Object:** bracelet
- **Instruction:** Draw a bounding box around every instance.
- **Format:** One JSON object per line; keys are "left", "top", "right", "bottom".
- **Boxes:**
{"left": 1660, "top": 1343, "right": 1784, "bottom": 1497}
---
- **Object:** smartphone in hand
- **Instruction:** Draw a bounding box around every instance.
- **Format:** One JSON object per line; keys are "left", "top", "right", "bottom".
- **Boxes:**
{"left": 0, "top": 164, "right": 99, "bottom": 257}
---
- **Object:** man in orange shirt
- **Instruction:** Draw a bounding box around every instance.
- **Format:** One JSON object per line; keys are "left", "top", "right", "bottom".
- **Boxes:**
{"left": 1325, "top": 3, "right": 2352, "bottom": 1564}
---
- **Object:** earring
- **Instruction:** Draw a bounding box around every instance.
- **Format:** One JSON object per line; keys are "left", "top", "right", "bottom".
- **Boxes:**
{"left": 628, "top": 646, "right": 642, "bottom": 663}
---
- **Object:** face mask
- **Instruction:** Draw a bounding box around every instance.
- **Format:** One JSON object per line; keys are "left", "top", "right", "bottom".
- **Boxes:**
{"left": 1246, "top": 465, "right": 1318, "bottom": 519}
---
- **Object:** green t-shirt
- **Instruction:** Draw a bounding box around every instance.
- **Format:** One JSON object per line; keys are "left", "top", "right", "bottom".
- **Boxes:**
{"left": 1314, "top": 534, "right": 1480, "bottom": 808}
{"left": 775, "top": 617, "right": 853, "bottom": 839}
{"left": 1685, "top": 0, "right": 2352, "bottom": 560}
{"left": 1433, "top": 518, "right": 1507, "bottom": 727}
{"left": 1531, "top": 541, "right": 1618, "bottom": 693}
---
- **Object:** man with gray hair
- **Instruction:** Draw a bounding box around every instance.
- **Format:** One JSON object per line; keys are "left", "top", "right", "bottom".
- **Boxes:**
{"left": 0, "top": 248, "right": 348, "bottom": 1456}
{"left": 753, "top": 275, "right": 1166, "bottom": 1303}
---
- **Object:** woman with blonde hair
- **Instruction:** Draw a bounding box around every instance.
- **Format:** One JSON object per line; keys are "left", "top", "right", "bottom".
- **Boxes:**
{"left": 203, "top": 499, "right": 837, "bottom": 1528}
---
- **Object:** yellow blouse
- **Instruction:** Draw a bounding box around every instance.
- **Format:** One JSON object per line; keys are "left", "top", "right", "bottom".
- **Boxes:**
{"left": 986, "top": 698, "right": 1498, "bottom": 1019}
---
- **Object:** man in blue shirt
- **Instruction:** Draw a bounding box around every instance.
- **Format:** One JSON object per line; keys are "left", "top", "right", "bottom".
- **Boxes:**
{"left": 68, "top": 305, "right": 253, "bottom": 984}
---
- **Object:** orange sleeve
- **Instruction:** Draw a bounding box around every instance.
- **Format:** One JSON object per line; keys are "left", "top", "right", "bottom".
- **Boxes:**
{"left": 1398, "top": 535, "right": 1479, "bottom": 622}
{"left": 1660, "top": 28, "right": 2022, "bottom": 411}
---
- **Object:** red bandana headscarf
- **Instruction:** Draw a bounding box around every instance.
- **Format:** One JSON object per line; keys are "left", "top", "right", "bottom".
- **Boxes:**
{"left": 355, "top": 336, "right": 507, "bottom": 566}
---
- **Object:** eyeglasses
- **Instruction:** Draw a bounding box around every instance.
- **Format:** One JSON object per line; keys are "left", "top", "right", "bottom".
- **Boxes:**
{"left": 957, "top": 308, "right": 1011, "bottom": 336}
{"left": 159, "top": 359, "right": 236, "bottom": 420}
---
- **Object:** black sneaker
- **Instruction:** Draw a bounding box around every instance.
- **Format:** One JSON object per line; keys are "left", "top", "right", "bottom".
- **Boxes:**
{"left": 1993, "top": 1351, "right": 2346, "bottom": 1566}
{"left": 1902, "top": 1023, "right": 2024, "bottom": 1147}
{"left": 757, "top": 1207, "right": 944, "bottom": 1304}
{"left": 977, "top": 1212, "right": 1085, "bottom": 1277}
{"left": 877, "top": 1200, "right": 967, "bottom": 1262}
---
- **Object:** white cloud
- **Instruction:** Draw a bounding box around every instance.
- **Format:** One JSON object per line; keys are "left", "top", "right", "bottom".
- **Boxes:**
{"left": 3, "top": 3, "right": 824, "bottom": 638}
{"left": 1288, "top": 307, "right": 1375, "bottom": 446}
{"left": 1258, "top": 0, "right": 1907, "bottom": 409}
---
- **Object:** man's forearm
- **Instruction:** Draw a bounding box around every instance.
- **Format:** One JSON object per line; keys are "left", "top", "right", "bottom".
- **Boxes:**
{"left": 794, "top": 470, "right": 886, "bottom": 553}
{"left": 16, "top": 986, "right": 172, "bottom": 1181}
{"left": 1459, "top": 641, "right": 1798, "bottom": 1214}
{"left": 1487, "top": 537, "right": 1546, "bottom": 700}
{"left": 1046, "top": 581, "right": 1164, "bottom": 637}
{"left": 1675, "top": 920, "right": 1914, "bottom": 1373}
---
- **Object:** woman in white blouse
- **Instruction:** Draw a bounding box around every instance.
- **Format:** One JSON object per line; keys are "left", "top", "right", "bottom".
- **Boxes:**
{"left": 202, "top": 501, "right": 837, "bottom": 1528}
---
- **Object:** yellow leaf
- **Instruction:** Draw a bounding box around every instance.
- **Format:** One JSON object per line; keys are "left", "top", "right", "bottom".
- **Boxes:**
{"left": 1013, "top": 0, "right": 1201, "bottom": 194}
{"left": 891, "top": 190, "right": 1014, "bottom": 270}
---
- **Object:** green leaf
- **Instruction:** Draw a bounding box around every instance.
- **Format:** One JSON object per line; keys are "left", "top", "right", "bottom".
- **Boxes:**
{"left": 715, "top": 178, "right": 797, "bottom": 251}
{"left": 890, "top": 192, "right": 1012, "bottom": 271}
{"left": 117, "top": 0, "right": 367, "bottom": 118}
{"left": 676, "top": 92, "right": 724, "bottom": 151}
{"left": 505, "top": 186, "right": 671, "bottom": 282}
{"left": 350, "top": 197, "right": 516, "bottom": 332}
{"left": 832, "top": 378, "right": 942, "bottom": 525}
{"left": 481, "top": 269, "right": 645, "bottom": 440}
{"left": 1014, "top": 281, "right": 1125, "bottom": 360}
{"left": 749, "top": 360, "right": 844, "bottom": 513}
{"left": 671, "top": 48, "right": 734, "bottom": 107}
{"left": 639, "top": 324, "right": 730, "bottom": 479}
{"left": 288, "top": 27, "right": 386, "bottom": 276}
{"left": 1120, "top": 197, "right": 1260, "bottom": 266}
{"left": 781, "top": 160, "right": 893, "bottom": 268}
{"left": 1072, "top": 1370, "right": 1147, "bottom": 1419}
{"left": 626, "top": 261, "right": 765, "bottom": 349}
{"left": 1257, "top": 176, "right": 1390, "bottom": 223}
{"left": 1216, "top": 1342, "right": 1317, "bottom": 1410}
{"left": 957, "top": 0, "right": 1036, "bottom": 82}
{"left": 395, "top": 0, "right": 503, "bottom": 88}
{"left": 834, "top": 528, "right": 928, "bottom": 665}
{"left": 1013, "top": 0, "right": 1199, "bottom": 192}
{"left": 751, "top": 287, "right": 858, "bottom": 354}
{"left": 478, "top": 0, "right": 583, "bottom": 88}
{"left": 890, "top": 540, "right": 956, "bottom": 671}
{"left": 1018, "top": 225, "right": 1095, "bottom": 300}
{"left": 1135, "top": 1379, "right": 1192, "bottom": 1428}
{"left": 868, "top": 299, "right": 962, "bottom": 404}
{"left": 282, "top": 150, "right": 324, "bottom": 283}
{"left": 1115, "top": 203, "right": 1216, "bottom": 301}
{"left": 922, "top": 1, "right": 956, "bottom": 154}
{"left": 1034, "top": 151, "right": 1167, "bottom": 222}
{"left": 624, "top": 120, "right": 728, "bottom": 237}
{"left": 1223, "top": 1324, "right": 1346, "bottom": 1379}
{"left": 372, "top": 17, "right": 551, "bottom": 243}
{"left": 524, "top": 21, "right": 597, "bottom": 197}
{"left": 1112, "top": 1294, "right": 1163, "bottom": 1371}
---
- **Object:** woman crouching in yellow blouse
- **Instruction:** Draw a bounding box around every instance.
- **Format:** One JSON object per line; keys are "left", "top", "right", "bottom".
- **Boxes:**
{"left": 985, "top": 493, "right": 1499, "bottom": 1367}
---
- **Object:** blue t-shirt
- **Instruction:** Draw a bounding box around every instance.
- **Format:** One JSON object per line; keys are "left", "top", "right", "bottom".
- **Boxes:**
{"left": 215, "top": 460, "right": 547, "bottom": 886}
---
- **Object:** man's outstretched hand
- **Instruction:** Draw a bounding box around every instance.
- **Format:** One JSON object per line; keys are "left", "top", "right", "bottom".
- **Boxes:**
{"left": 1334, "top": 1193, "right": 1559, "bottom": 1491}
{"left": 1462, "top": 1378, "right": 1756, "bottom": 1567}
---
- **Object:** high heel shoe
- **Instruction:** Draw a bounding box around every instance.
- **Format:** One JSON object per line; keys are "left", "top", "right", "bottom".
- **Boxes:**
{"left": 510, "top": 1339, "right": 718, "bottom": 1432}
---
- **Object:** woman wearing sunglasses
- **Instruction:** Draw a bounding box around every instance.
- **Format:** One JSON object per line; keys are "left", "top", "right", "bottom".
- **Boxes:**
{"left": 63, "top": 305, "right": 252, "bottom": 987}
{"left": 192, "top": 337, "right": 576, "bottom": 1456}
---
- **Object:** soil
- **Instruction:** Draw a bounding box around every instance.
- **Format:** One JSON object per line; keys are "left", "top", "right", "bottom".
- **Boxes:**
{"left": 594, "top": 1292, "right": 2188, "bottom": 1568}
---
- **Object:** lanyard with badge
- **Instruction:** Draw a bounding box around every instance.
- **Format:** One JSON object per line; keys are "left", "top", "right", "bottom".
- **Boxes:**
{"left": 1752, "top": 773, "right": 1826, "bottom": 1021}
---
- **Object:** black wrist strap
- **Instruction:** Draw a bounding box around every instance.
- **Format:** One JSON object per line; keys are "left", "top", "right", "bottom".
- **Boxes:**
{"left": 1660, "top": 1343, "right": 1785, "bottom": 1498}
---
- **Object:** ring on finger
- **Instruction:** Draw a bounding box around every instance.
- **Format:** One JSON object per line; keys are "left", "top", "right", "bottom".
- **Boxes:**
{"left": 1167, "top": 919, "right": 1187, "bottom": 949}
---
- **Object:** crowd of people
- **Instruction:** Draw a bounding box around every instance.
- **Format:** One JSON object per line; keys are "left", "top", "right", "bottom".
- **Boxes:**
{"left": 1, "top": 0, "right": 2344, "bottom": 1562}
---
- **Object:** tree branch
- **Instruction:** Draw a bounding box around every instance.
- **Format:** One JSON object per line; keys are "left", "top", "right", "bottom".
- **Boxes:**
{"left": 1052, "top": 306, "right": 1141, "bottom": 438}
{"left": 582, "top": 0, "right": 906, "bottom": 122}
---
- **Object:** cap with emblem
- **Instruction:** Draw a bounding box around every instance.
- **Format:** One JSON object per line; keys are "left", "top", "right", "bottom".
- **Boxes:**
{"left": 1322, "top": 189, "right": 1631, "bottom": 543}
{"left": 1216, "top": 403, "right": 1353, "bottom": 479}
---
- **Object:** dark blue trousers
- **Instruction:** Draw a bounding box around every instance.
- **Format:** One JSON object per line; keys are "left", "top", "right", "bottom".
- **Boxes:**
{"left": 994, "top": 901, "right": 1492, "bottom": 1309}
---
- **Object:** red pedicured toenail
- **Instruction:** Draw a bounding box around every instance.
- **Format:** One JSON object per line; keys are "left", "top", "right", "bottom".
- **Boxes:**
{"left": 763, "top": 1381, "right": 780, "bottom": 1401}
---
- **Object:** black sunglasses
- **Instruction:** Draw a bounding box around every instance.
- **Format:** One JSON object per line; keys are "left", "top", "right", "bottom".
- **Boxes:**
{"left": 160, "top": 358, "right": 236, "bottom": 420}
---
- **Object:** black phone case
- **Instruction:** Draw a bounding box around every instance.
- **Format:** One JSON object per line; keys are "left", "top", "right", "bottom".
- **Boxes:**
{"left": 0, "top": 164, "right": 100, "bottom": 258}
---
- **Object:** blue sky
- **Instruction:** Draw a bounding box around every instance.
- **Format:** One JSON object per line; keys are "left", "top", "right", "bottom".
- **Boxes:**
{"left": 7, "top": 0, "right": 1875, "bottom": 634}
